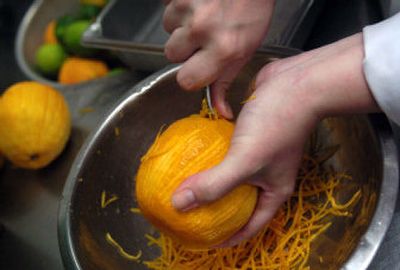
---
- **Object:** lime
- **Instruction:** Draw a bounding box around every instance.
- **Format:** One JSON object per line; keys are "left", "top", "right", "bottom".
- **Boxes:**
{"left": 35, "top": 44, "right": 67, "bottom": 75}
{"left": 62, "top": 20, "right": 96, "bottom": 57}
{"left": 107, "top": 67, "right": 127, "bottom": 77}
{"left": 55, "top": 15, "right": 77, "bottom": 44}
{"left": 78, "top": 4, "right": 102, "bottom": 20}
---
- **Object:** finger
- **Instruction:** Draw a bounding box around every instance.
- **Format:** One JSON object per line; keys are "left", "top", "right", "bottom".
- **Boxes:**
{"left": 164, "top": 27, "right": 200, "bottom": 63}
{"left": 171, "top": 152, "right": 257, "bottom": 211}
{"left": 162, "top": 0, "right": 172, "bottom": 5}
{"left": 218, "top": 182, "right": 294, "bottom": 247}
{"left": 217, "top": 191, "right": 286, "bottom": 247}
{"left": 176, "top": 47, "right": 226, "bottom": 90}
{"left": 163, "top": 2, "right": 186, "bottom": 33}
{"left": 211, "top": 81, "right": 232, "bottom": 119}
{"left": 218, "top": 153, "right": 301, "bottom": 247}
{"left": 210, "top": 61, "right": 247, "bottom": 119}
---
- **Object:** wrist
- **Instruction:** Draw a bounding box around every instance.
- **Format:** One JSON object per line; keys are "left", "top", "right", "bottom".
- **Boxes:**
{"left": 302, "top": 34, "right": 379, "bottom": 120}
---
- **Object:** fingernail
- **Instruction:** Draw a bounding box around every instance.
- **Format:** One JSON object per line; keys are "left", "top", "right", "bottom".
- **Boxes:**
{"left": 224, "top": 100, "right": 233, "bottom": 119}
{"left": 172, "top": 189, "right": 196, "bottom": 211}
{"left": 179, "top": 76, "right": 194, "bottom": 90}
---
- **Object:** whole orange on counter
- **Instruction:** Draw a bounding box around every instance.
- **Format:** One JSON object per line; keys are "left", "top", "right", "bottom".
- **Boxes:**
{"left": 0, "top": 82, "right": 71, "bottom": 169}
{"left": 135, "top": 113, "right": 258, "bottom": 248}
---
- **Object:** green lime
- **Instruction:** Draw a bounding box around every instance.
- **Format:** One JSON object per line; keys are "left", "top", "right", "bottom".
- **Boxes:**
{"left": 107, "top": 67, "right": 127, "bottom": 77}
{"left": 78, "top": 4, "right": 102, "bottom": 20}
{"left": 55, "top": 15, "right": 77, "bottom": 44}
{"left": 35, "top": 44, "right": 67, "bottom": 75}
{"left": 62, "top": 20, "right": 95, "bottom": 57}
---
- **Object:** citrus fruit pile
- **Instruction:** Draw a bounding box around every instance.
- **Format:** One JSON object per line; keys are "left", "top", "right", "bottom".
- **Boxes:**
{"left": 34, "top": 0, "right": 124, "bottom": 84}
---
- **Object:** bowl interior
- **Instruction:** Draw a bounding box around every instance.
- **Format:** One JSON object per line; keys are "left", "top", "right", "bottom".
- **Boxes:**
{"left": 17, "top": 0, "right": 80, "bottom": 84}
{"left": 61, "top": 64, "right": 382, "bottom": 270}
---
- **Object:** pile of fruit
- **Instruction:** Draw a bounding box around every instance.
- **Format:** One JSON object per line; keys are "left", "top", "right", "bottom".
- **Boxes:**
{"left": 34, "top": 0, "right": 124, "bottom": 84}
{"left": 0, "top": 1, "right": 126, "bottom": 170}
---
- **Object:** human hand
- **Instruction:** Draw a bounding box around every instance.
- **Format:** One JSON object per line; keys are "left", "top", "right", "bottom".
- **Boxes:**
{"left": 162, "top": 0, "right": 275, "bottom": 118}
{"left": 171, "top": 33, "right": 379, "bottom": 246}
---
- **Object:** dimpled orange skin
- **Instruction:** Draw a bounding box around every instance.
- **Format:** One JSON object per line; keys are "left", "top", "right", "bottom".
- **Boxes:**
{"left": 0, "top": 82, "right": 71, "bottom": 169}
{"left": 135, "top": 114, "right": 258, "bottom": 248}
{"left": 58, "top": 57, "right": 109, "bottom": 85}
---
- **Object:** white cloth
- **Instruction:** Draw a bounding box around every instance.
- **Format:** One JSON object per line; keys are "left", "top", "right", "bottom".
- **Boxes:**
{"left": 363, "top": 13, "right": 400, "bottom": 126}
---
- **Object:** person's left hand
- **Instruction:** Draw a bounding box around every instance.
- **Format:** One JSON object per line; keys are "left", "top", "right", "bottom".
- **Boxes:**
{"left": 162, "top": 0, "right": 274, "bottom": 118}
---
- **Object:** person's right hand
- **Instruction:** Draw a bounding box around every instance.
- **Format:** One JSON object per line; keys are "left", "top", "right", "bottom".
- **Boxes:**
{"left": 162, "top": 0, "right": 275, "bottom": 119}
{"left": 171, "top": 33, "right": 380, "bottom": 247}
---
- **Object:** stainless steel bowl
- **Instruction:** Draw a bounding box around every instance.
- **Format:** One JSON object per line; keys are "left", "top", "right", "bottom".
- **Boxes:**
{"left": 15, "top": 0, "right": 80, "bottom": 87}
{"left": 59, "top": 50, "right": 399, "bottom": 270}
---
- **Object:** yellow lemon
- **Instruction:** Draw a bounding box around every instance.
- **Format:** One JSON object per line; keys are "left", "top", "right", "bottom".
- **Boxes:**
{"left": 136, "top": 114, "right": 258, "bottom": 248}
{"left": 0, "top": 82, "right": 71, "bottom": 169}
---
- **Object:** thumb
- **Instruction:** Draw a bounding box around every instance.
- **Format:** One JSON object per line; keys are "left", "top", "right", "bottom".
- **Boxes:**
{"left": 171, "top": 153, "right": 257, "bottom": 211}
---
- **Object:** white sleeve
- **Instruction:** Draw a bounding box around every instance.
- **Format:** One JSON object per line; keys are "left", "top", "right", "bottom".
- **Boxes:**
{"left": 363, "top": 13, "right": 400, "bottom": 126}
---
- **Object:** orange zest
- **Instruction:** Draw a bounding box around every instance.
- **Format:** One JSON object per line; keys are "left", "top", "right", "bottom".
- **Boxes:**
{"left": 142, "top": 155, "right": 361, "bottom": 269}
{"left": 100, "top": 190, "right": 118, "bottom": 209}
{"left": 105, "top": 233, "right": 142, "bottom": 261}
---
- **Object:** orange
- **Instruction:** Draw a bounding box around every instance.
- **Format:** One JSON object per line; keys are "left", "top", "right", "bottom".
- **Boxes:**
{"left": 58, "top": 57, "right": 109, "bottom": 84}
{"left": 0, "top": 82, "right": 71, "bottom": 169}
{"left": 136, "top": 114, "right": 258, "bottom": 248}
{"left": 44, "top": 20, "right": 58, "bottom": 44}
{"left": 80, "top": 0, "right": 107, "bottom": 7}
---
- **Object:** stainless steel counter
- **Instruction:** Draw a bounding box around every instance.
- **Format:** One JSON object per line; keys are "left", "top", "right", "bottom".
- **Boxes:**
{"left": 0, "top": 72, "right": 146, "bottom": 269}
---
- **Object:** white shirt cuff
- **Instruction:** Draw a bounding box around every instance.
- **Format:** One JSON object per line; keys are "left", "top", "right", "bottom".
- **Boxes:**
{"left": 363, "top": 13, "right": 400, "bottom": 126}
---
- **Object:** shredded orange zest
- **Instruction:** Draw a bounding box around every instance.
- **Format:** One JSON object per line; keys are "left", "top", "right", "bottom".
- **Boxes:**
{"left": 79, "top": 107, "right": 95, "bottom": 114}
{"left": 142, "top": 155, "right": 361, "bottom": 269}
{"left": 130, "top": 208, "right": 141, "bottom": 214}
{"left": 114, "top": 127, "right": 120, "bottom": 137}
{"left": 200, "top": 98, "right": 218, "bottom": 120}
{"left": 241, "top": 94, "right": 256, "bottom": 104}
{"left": 101, "top": 191, "right": 118, "bottom": 209}
{"left": 105, "top": 233, "right": 142, "bottom": 261}
{"left": 140, "top": 124, "right": 168, "bottom": 163}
